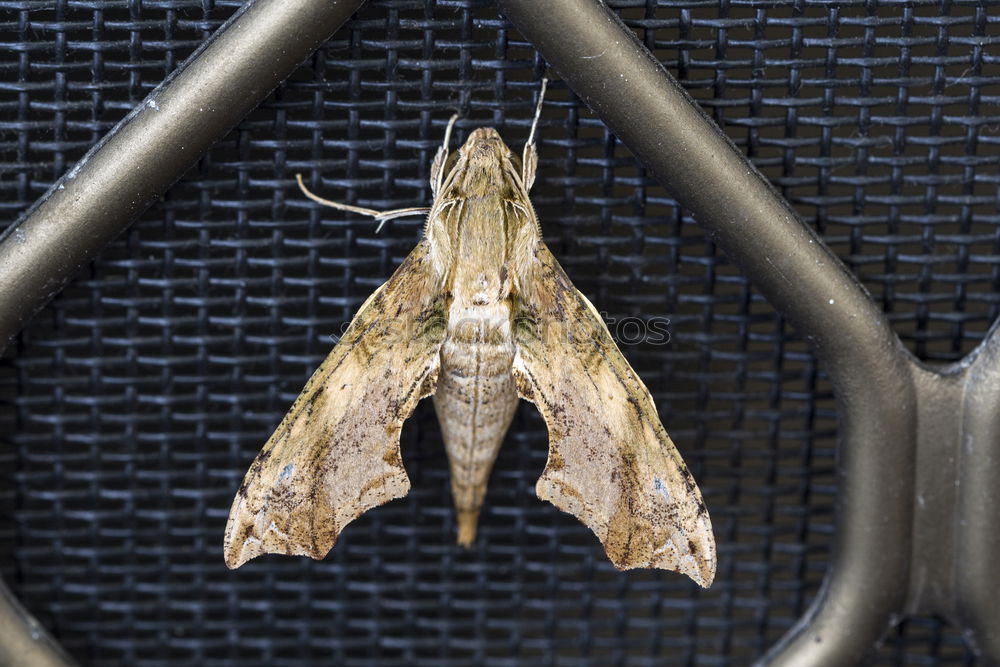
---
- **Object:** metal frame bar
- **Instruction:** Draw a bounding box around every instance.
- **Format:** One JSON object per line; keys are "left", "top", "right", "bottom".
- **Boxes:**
{"left": 0, "top": 0, "right": 366, "bottom": 662}
{"left": 0, "top": 579, "right": 76, "bottom": 667}
{"left": 0, "top": 0, "right": 367, "bottom": 350}
{"left": 495, "top": 1, "right": 999, "bottom": 664}
{"left": 1, "top": 0, "right": 996, "bottom": 663}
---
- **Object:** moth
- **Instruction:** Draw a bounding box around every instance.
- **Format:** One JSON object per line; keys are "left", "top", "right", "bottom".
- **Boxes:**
{"left": 224, "top": 81, "right": 717, "bottom": 587}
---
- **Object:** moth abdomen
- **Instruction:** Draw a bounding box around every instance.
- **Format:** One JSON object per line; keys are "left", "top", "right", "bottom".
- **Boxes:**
{"left": 433, "top": 298, "right": 520, "bottom": 548}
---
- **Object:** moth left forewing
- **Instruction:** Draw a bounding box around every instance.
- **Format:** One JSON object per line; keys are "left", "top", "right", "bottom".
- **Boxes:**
{"left": 224, "top": 240, "right": 447, "bottom": 568}
{"left": 512, "top": 243, "right": 716, "bottom": 587}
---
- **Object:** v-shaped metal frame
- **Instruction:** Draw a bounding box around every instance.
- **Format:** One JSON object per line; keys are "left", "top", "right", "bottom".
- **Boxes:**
{"left": 1, "top": 1, "right": 997, "bottom": 665}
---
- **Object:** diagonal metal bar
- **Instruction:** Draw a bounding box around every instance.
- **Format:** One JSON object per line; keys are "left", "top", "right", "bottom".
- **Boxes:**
{"left": 495, "top": 0, "right": 917, "bottom": 664}
{"left": 0, "top": 0, "right": 368, "bottom": 352}
{"left": 0, "top": 0, "right": 368, "bottom": 661}
{"left": 0, "top": 579, "right": 77, "bottom": 667}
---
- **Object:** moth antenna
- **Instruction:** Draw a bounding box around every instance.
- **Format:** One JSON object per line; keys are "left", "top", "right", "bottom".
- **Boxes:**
{"left": 521, "top": 77, "right": 548, "bottom": 190}
{"left": 296, "top": 173, "right": 430, "bottom": 233}
{"left": 432, "top": 114, "right": 461, "bottom": 194}
{"left": 526, "top": 77, "right": 548, "bottom": 149}
{"left": 442, "top": 113, "right": 460, "bottom": 152}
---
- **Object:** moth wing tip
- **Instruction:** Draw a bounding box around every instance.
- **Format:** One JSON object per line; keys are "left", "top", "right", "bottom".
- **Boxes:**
{"left": 224, "top": 552, "right": 247, "bottom": 570}
{"left": 223, "top": 526, "right": 336, "bottom": 570}
{"left": 696, "top": 562, "right": 717, "bottom": 588}
{"left": 678, "top": 552, "right": 716, "bottom": 588}
{"left": 688, "top": 519, "right": 718, "bottom": 587}
{"left": 222, "top": 524, "right": 262, "bottom": 570}
{"left": 222, "top": 540, "right": 257, "bottom": 570}
{"left": 222, "top": 521, "right": 246, "bottom": 569}
{"left": 649, "top": 531, "right": 717, "bottom": 588}
{"left": 607, "top": 548, "right": 716, "bottom": 588}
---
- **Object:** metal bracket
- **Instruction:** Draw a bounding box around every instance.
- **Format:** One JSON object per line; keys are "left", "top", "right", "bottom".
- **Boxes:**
{"left": 1, "top": 0, "right": 996, "bottom": 664}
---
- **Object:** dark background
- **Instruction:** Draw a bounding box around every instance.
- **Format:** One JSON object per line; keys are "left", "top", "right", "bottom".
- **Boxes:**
{"left": 1, "top": 1, "right": 996, "bottom": 664}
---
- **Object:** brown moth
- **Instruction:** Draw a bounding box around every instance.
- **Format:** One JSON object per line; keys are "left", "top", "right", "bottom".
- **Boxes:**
{"left": 224, "top": 81, "right": 717, "bottom": 587}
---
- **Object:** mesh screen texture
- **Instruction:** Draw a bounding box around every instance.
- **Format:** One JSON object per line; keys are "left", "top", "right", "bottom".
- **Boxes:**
{"left": 1, "top": 0, "right": 997, "bottom": 665}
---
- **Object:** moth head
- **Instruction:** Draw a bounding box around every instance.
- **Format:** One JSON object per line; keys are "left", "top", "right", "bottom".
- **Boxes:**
{"left": 440, "top": 127, "right": 523, "bottom": 197}
{"left": 463, "top": 127, "right": 506, "bottom": 157}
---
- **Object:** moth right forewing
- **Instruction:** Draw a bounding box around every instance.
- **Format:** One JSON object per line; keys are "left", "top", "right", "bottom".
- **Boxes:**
{"left": 512, "top": 242, "right": 716, "bottom": 587}
{"left": 224, "top": 240, "right": 448, "bottom": 569}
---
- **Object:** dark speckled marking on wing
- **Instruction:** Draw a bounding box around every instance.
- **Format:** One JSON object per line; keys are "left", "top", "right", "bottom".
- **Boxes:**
{"left": 511, "top": 242, "right": 717, "bottom": 587}
{"left": 223, "top": 240, "right": 448, "bottom": 569}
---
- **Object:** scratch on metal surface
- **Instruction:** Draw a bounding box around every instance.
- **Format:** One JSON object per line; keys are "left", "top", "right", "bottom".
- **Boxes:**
{"left": 764, "top": 255, "right": 793, "bottom": 288}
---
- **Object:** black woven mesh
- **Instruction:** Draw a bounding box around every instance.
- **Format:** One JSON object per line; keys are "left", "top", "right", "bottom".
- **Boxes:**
{"left": 1, "top": 0, "right": 996, "bottom": 664}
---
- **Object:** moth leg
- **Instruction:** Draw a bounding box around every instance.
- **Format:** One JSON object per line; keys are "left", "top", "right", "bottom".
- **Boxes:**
{"left": 431, "top": 114, "right": 460, "bottom": 196}
{"left": 296, "top": 174, "right": 430, "bottom": 232}
{"left": 522, "top": 77, "right": 548, "bottom": 190}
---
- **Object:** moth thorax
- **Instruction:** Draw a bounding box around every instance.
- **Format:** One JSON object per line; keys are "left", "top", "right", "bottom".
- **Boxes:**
{"left": 452, "top": 261, "right": 510, "bottom": 307}
{"left": 471, "top": 273, "right": 493, "bottom": 306}
{"left": 445, "top": 302, "right": 513, "bottom": 347}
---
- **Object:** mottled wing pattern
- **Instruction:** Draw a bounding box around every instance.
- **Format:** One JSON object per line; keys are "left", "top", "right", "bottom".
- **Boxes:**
{"left": 512, "top": 243, "right": 716, "bottom": 587}
{"left": 224, "top": 240, "right": 447, "bottom": 569}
